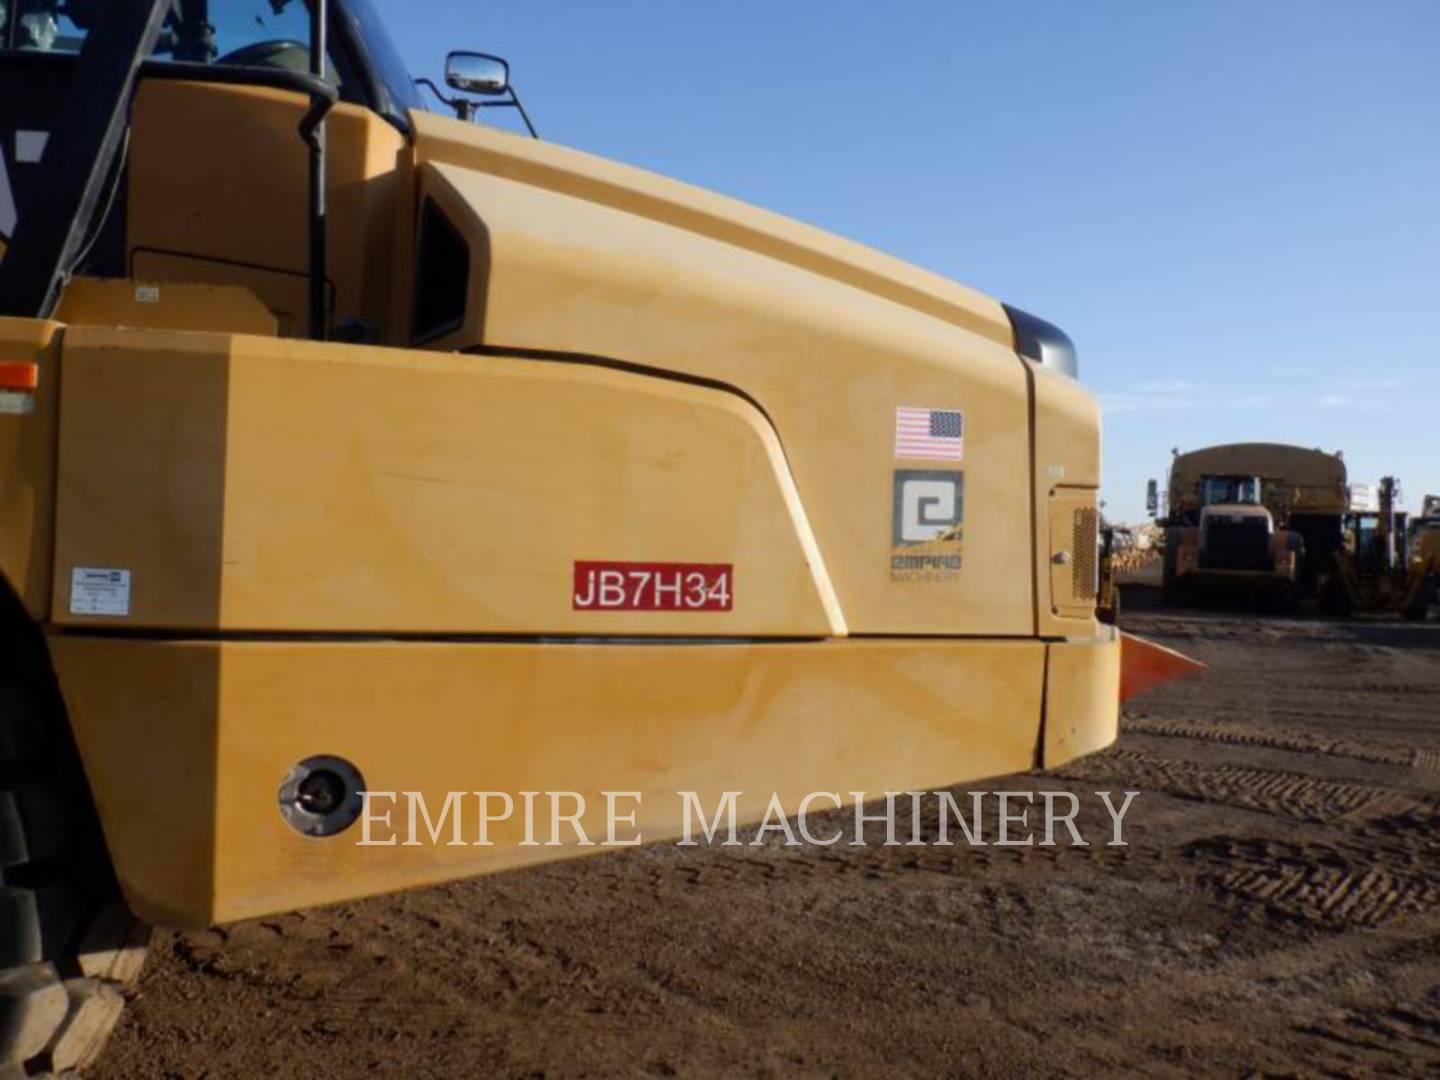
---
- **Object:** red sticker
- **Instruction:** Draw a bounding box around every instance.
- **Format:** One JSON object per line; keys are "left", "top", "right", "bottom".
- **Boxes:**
{"left": 573, "top": 561, "right": 733, "bottom": 612}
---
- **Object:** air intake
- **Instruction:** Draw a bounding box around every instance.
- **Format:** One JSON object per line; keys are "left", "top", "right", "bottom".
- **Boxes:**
{"left": 1072, "top": 507, "right": 1099, "bottom": 601}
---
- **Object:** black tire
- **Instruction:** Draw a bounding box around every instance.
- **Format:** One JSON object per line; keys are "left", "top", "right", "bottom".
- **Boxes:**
{"left": 1279, "top": 585, "right": 1300, "bottom": 615}
{"left": 1256, "top": 581, "right": 1299, "bottom": 616}
{"left": 1161, "top": 542, "right": 1180, "bottom": 606}
{"left": 1321, "top": 575, "right": 1352, "bottom": 618}
{"left": 1402, "top": 577, "right": 1435, "bottom": 622}
{"left": 1097, "top": 587, "right": 1121, "bottom": 626}
{"left": 0, "top": 598, "right": 147, "bottom": 1076}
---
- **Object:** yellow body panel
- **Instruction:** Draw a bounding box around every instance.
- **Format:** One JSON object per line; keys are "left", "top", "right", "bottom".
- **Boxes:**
{"left": 407, "top": 111, "right": 1012, "bottom": 348}
{"left": 54, "top": 277, "right": 279, "bottom": 337}
{"left": 48, "top": 633, "right": 1079, "bottom": 926}
{"left": 1031, "top": 361, "right": 1102, "bottom": 638}
{"left": 52, "top": 327, "right": 840, "bottom": 635}
{"left": 0, "top": 317, "right": 61, "bottom": 617}
{"left": 0, "top": 77, "right": 1125, "bottom": 932}
{"left": 1047, "top": 487, "right": 1101, "bottom": 623}
{"left": 128, "top": 81, "right": 407, "bottom": 339}
{"left": 417, "top": 160, "right": 1036, "bottom": 635}
{"left": 1042, "top": 628, "right": 1121, "bottom": 768}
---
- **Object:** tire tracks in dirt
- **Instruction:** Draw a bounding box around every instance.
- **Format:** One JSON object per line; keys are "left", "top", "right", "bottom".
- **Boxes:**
{"left": 1182, "top": 837, "right": 1440, "bottom": 928}
{"left": 1059, "top": 718, "right": 1440, "bottom": 931}
{"left": 1053, "top": 747, "right": 1427, "bottom": 824}
{"left": 1122, "top": 714, "right": 1440, "bottom": 771}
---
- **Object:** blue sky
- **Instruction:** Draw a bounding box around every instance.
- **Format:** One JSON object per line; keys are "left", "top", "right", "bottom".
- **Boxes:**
{"left": 376, "top": 0, "right": 1439, "bottom": 522}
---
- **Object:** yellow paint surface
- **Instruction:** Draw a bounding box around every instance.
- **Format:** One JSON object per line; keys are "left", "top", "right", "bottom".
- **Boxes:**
{"left": 0, "top": 317, "right": 61, "bottom": 617}
{"left": 53, "top": 327, "right": 839, "bottom": 635}
{"left": 52, "top": 634, "right": 1055, "bottom": 925}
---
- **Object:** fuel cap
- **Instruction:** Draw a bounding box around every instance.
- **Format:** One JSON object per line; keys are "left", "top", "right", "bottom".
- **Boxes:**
{"left": 278, "top": 755, "right": 365, "bottom": 837}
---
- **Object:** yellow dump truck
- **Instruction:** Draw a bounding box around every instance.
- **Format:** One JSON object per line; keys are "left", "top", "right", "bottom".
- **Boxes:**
{"left": 1160, "top": 443, "right": 1348, "bottom": 606}
{"left": 0, "top": 2, "right": 1198, "bottom": 1073}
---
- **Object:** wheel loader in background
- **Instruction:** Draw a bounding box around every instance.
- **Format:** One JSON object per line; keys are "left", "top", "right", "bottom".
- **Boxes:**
{"left": 1095, "top": 522, "right": 1131, "bottom": 625}
{"left": 0, "top": 1, "right": 1201, "bottom": 1073}
{"left": 1324, "top": 477, "right": 1438, "bottom": 620}
{"left": 1158, "top": 443, "right": 1348, "bottom": 608}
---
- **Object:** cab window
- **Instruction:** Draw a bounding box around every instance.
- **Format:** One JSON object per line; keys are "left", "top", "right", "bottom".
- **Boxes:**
{"left": 1201, "top": 476, "right": 1262, "bottom": 507}
{"left": 1, "top": 1, "right": 343, "bottom": 88}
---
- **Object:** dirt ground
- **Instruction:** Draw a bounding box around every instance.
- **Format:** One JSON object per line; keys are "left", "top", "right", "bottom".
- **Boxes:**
{"left": 96, "top": 589, "right": 1440, "bottom": 1078}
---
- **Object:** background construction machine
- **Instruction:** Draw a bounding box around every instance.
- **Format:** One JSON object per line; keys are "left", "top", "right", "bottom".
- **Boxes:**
{"left": 1095, "top": 521, "right": 1133, "bottom": 625}
{"left": 1157, "top": 443, "right": 1348, "bottom": 607}
{"left": 1414, "top": 497, "right": 1440, "bottom": 565}
{"left": 1324, "top": 477, "right": 1438, "bottom": 620}
{"left": 0, "top": 1, "right": 1201, "bottom": 1073}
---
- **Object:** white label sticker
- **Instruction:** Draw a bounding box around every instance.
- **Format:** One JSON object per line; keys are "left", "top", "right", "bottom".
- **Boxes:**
{"left": 69, "top": 567, "right": 131, "bottom": 617}
{"left": 134, "top": 285, "right": 160, "bottom": 303}
{"left": 0, "top": 390, "right": 33, "bottom": 415}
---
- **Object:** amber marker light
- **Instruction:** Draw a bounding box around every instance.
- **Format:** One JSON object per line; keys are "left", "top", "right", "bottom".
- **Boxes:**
{"left": 0, "top": 360, "right": 39, "bottom": 391}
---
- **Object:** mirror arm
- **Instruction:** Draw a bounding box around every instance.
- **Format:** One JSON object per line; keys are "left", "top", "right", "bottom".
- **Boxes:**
{"left": 507, "top": 86, "right": 538, "bottom": 139}
{"left": 417, "top": 76, "right": 471, "bottom": 120}
{"left": 416, "top": 76, "right": 454, "bottom": 109}
{"left": 475, "top": 88, "right": 538, "bottom": 139}
{"left": 418, "top": 77, "right": 537, "bottom": 139}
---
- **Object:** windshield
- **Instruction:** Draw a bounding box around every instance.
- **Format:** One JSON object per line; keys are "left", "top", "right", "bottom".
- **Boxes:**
{"left": 1201, "top": 475, "right": 1262, "bottom": 506}
{"left": 3, "top": 1, "right": 311, "bottom": 63}
{"left": 0, "top": 0, "right": 419, "bottom": 121}
{"left": 1, "top": 0, "right": 341, "bottom": 89}
{"left": 339, "top": 0, "right": 419, "bottom": 111}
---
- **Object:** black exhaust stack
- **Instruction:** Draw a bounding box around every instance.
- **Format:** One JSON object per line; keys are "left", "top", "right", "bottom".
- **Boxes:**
{"left": 1004, "top": 303, "right": 1079, "bottom": 379}
{"left": 304, "top": 0, "right": 329, "bottom": 340}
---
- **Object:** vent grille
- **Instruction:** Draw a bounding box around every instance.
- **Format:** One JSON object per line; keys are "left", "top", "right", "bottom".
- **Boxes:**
{"left": 1072, "top": 507, "right": 1098, "bottom": 601}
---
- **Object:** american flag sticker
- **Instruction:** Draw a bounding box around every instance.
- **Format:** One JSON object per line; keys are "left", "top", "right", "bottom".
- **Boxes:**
{"left": 894, "top": 406, "right": 965, "bottom": 461}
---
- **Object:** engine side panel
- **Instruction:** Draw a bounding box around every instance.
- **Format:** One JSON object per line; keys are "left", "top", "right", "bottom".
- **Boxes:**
{"left": 51, "top": 326, "right": 840, "bottom": 636}
{"left": 413, "top": 159, "right": 1037, "bottom": 636}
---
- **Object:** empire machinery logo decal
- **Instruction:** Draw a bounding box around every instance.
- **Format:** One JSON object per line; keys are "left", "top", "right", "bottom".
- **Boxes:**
{"left": 352, "top": 789, "right": 1141, "bottom": 849}
{"left": 890, "top": 468, "right": 964, "bottom": 582}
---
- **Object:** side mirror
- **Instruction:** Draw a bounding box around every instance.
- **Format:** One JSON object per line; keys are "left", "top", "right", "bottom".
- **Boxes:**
{"left": 422, "top": 51, "right": 537, "bottom": 138}
{"left": 446, "top": 51, "right": 510, "bottom": 96}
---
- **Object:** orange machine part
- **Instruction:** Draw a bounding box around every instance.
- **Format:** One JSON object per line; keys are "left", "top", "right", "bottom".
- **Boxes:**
{"left": 1119, "top": 632, "right": 1206, "bottom": 701}
{"left": 0, "top": 361, "right": 39, "bottom": 390}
